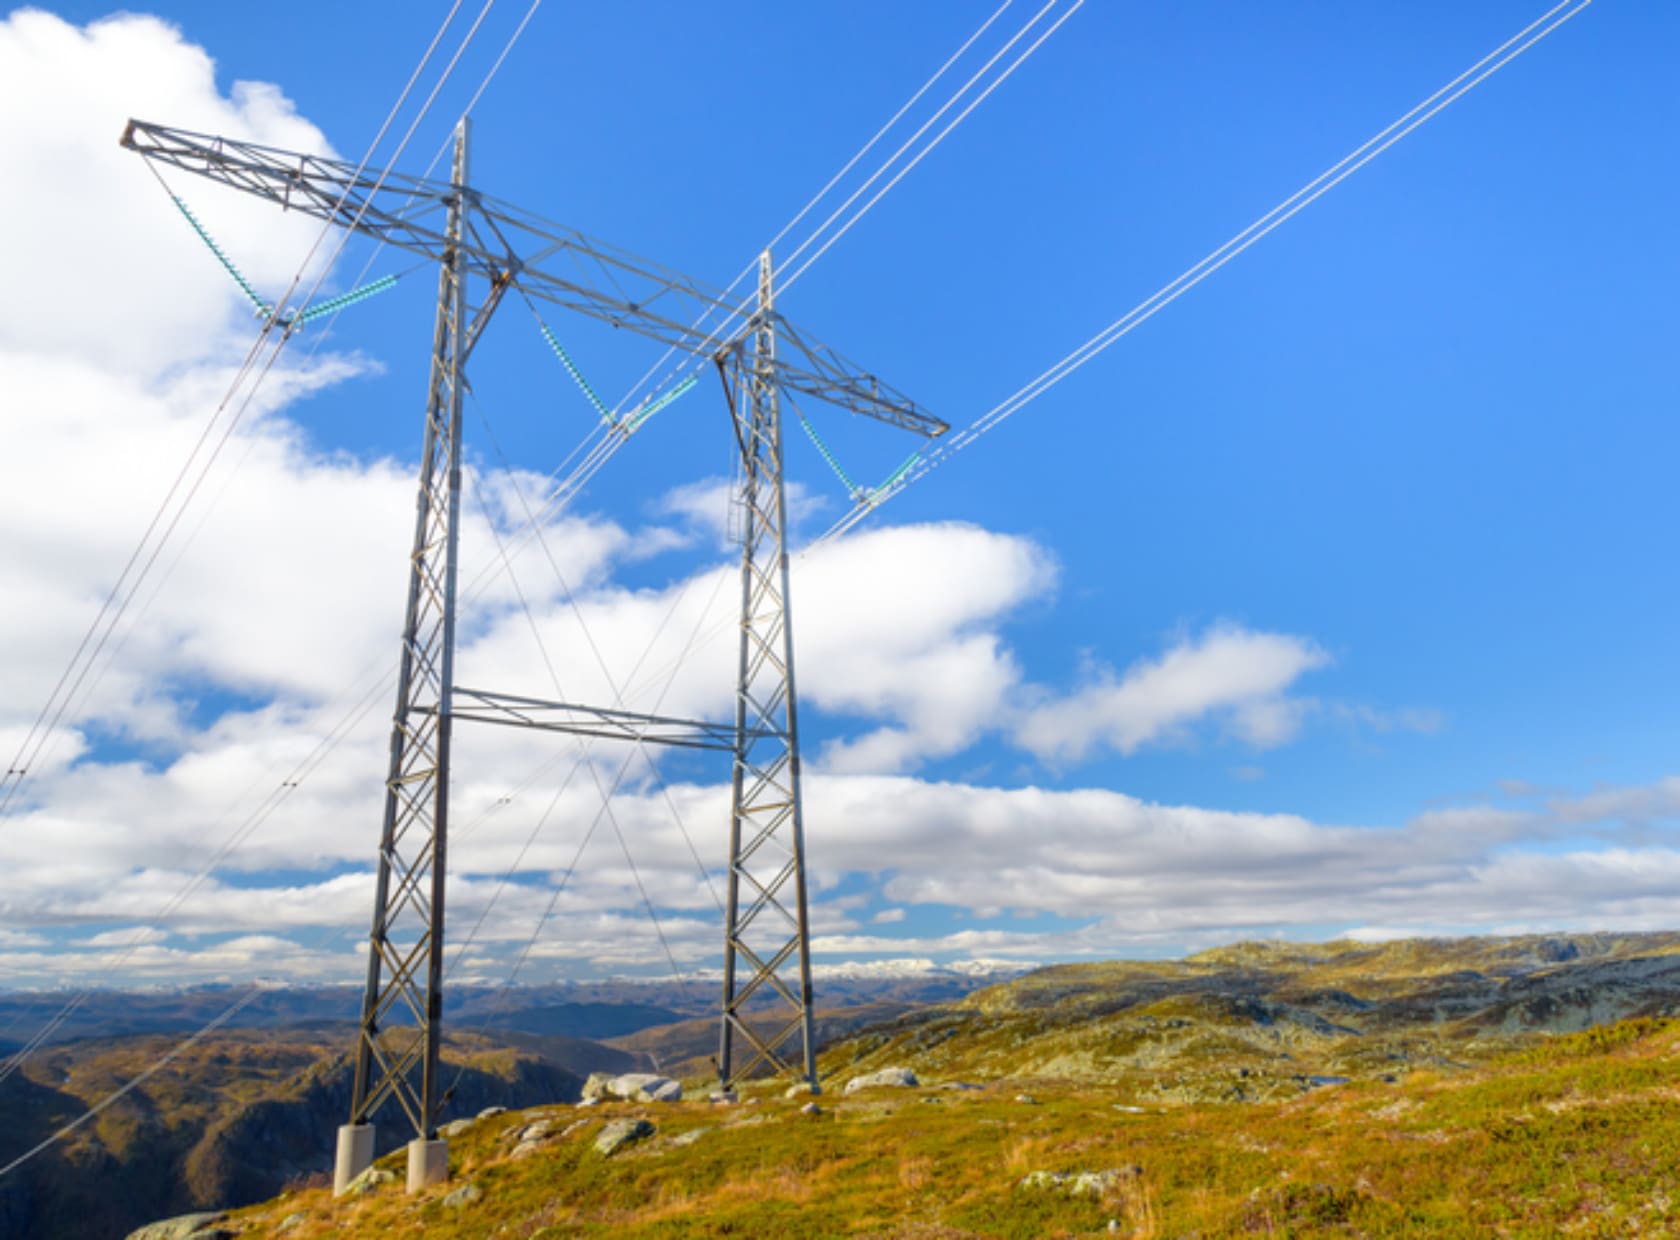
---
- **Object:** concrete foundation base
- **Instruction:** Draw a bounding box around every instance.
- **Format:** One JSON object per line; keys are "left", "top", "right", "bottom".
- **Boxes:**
{"left": 333, "top": 1123, "right": 375, "bottom": 1196}
{"left": 407, "top": 1136, "right": 449, "bottom": 1193}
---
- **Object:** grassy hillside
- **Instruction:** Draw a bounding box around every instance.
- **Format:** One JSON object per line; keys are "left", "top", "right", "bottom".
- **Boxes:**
{"left": 18, "top": 933, "right": 1680, "bottom": 1237}
{"left": 218, "top": 1014, "right": 1680, "bottom": 1238}
{"left": 827, "top": 932, "right": 1680, "bottom": 1099}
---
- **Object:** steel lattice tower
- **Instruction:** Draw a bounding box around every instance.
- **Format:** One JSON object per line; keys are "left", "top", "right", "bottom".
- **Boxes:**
{"left": 121, "top": 116, "right": 946, "bottom": 1194}
{"left": 716, "top": 254, "right": 819, "bottom": 1089}
{"left": 344, "top": 121, "right": 472, "bottom": 1190}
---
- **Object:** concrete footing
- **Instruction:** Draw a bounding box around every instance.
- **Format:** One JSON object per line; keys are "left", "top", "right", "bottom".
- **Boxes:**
{"left": 333, "top": 1123, "right": 374, "bottom": 1196}
{"left": 406, "top": 1136, "right": 449, "bottom": 1193}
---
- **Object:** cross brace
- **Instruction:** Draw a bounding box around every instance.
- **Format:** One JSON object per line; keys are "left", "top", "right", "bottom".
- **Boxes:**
{"left": 448, "top": 688, "right": 739, "bottom": 751}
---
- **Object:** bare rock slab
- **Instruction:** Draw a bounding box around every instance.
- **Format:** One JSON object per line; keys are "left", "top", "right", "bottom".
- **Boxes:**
{"left": 443, "top": 1182, "right": 483, "bottom": 1209}
{"left": 844, "top": 1066, "right": 919, "bottom": 1093}
{"left": 582, "top": 1071, "right": 683, "bottom": 1103}
{"left": 594, "top": 1118, "right": 655, "bottom": 1157}
{"left": 126, "top": 1217, "right": 227, "bottom": 1240}
{"left": 1018, "top": 1167, "right": 1143, "bottom": 1198}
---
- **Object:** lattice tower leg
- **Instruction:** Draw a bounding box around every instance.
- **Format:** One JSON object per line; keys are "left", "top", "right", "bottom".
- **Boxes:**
{"left": 718, "top": 251, "right": 819, "bottom": 1092}
{"left": 345, "top": 120, "right": 472, "bottom": 1155}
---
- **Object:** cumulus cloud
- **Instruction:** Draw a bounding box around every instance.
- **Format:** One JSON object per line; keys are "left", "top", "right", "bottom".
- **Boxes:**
{"left": 0, "top": 9, "right": 336, "bottom": 377}
{"left": 654, "top": 475, "right": 828, "bottom": 547}
{"left": 1014, "top": 624, "right": 1330, "bottom": 762}
{"left": 797, "top": 522, "right": 1054, "bottom": 773}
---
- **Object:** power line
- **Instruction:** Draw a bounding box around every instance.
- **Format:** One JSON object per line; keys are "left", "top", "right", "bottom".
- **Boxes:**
{"left": 778, "top": 0, "right": 1084, "bottom": 292}
{"left": 607, "top": 0, "right": 1067, "bottom": 433}
{"left": 765, "top": 0, "right": 1018, "bottom": 263}
{"left": 816, "top": 0, "right": 1597, "bottom": 543}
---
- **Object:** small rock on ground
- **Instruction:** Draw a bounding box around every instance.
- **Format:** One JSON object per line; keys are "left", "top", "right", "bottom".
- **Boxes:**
{"left": 800, "top": 1101, "right": 822, "bottom": 1115}
{"left": 440, "top": 1117, "right": 474, "bottom": 1137}
{"left": 843, "top": 1066, "right": 918, "bottom": 1094}
{"left": 443, "top": 1182, "right": 483, "bottom": 1208}
{"left": 1015, "top": 1094, "right": 1038, "bottom": 1105}
{"left": 477, "top": 1105, "right": 508, "bottom": 1119}
{"left": 276, "top": 1215, "right": 306, "bottom": 1233}
{"left": 507, "top": 1117, "right": 556, "bottom": 1153}
{"left": 1018, "top": 1167, "right": 1143, "bottom": 1198}
{"left": 595, "top": 1118, "right": 655, "bottom": 1156}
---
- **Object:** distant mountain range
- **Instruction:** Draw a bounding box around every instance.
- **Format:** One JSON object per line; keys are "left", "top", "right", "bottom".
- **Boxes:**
{"left": 0, "top": 958, "right": 1027, "bottom": 1053}
{"left": 7, "top": 934, "right": 1678, "bottom": 1239}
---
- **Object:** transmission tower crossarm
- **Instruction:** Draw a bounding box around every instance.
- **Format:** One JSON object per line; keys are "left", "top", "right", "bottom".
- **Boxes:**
{"left": 769, "top": 318, "right": 948, "bottom": 438}
{"left": 121, "top": 119, "right": 944, "bottom": 436}
{"left": 448, "top": 687, "right": 741, "bottom": 751}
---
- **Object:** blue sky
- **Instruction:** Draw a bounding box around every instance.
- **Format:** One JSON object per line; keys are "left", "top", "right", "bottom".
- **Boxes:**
{"left": 2, "top": 0, "right": 1678, "bottom": 988}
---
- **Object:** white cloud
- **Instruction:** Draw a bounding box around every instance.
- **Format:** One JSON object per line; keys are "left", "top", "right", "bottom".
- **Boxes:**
{"left": 75, "top": 926, "right": 171, "bottom": 948}
{"left": 6, "top": 764, "right": 1680, "bottom": 985}
{"left": 0, "top": 10, "right": 336, "bottom": 378}
{"left": 653, "top": 475, "right": 828, "bottom": 548}
{"left": 1014, "top": 624, "right": 1330, "bottom": 762}
{"left": 797, "top": 522, "right": 1055, "bottom": 773}
{"left": 1340, "top": 925, "right": 1438, "bottom": 944}
{"left": 1552, "top": 777, "right": 1680, "bottom": 828}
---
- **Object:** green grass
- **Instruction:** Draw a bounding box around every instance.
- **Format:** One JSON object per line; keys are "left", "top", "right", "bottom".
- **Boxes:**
{"left": 227, "top": 1016, "right": 1680, "bottom": 1238}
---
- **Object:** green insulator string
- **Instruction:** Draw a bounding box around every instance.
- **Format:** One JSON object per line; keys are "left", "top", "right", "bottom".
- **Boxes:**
{"left": 867, "top": 450, "right": 923, "bottom": 503}
{"left": 533, "top": 314, "right": 615, "bottom": 427}
{"left": 292, "top": 274, "right": 400, "bottom": 324}
{"left": 623, "top": 374, "right": 697, "bottom": 434}
{"left": 172, "top": 192, "right": 400, "bottom": 331}
{"left": 796, "top": 410, "right": 861, "bottom": 497}
{"left": 171, "top": 195, "right": 267, "bottom": 314}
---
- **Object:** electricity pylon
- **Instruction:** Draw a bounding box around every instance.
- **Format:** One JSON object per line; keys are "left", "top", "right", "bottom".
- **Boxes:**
{"left": 121, "top": 117, "right": 946, "bottom": 1192}
{"left": 714, "top": 253, "right": 816, "bottom": 1089}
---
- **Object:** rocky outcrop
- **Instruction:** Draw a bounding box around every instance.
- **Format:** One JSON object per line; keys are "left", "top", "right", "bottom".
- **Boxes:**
{"left": 1018, "top": 1166, "right": 1143, "bottom": 1198}
{"left": 442, "top": 1182, "right": 483, "bottom": 1208}
{"left": 594, "top": 1118, "right": 654, "bottom": 1156}
{"left": 843, "top": 1066, "right": 918, "bottom": 1093}
{"left": 581, "top": 1072, "right": 682, "bottom": 1103}
{"left": 339, "top": 1167, "right": 396, "bottom": 1197}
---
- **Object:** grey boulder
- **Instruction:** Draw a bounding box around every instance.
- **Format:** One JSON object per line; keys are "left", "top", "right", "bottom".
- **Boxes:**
{"left": 595, "top": 1118, "right": 655, "bottom": 1157}
{"left": 843, "top": 1066, "right": 919, "bottom": 1094}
